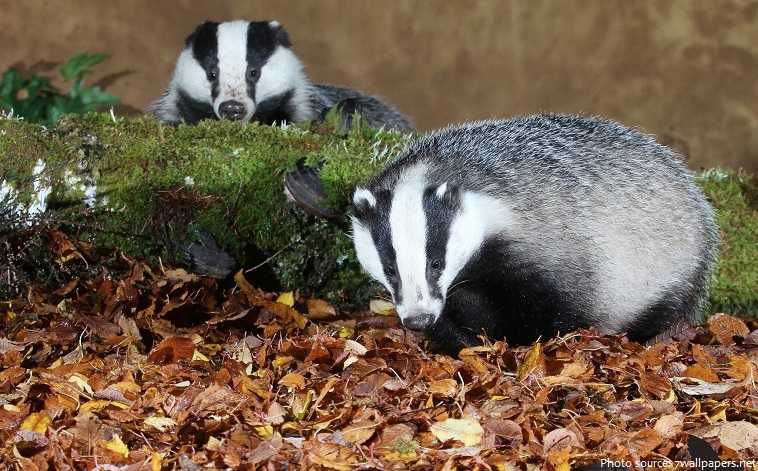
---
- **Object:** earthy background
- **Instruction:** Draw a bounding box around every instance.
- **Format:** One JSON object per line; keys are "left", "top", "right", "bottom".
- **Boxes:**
{"left": 1, "top": 0, "right": 757, "bottom": 171}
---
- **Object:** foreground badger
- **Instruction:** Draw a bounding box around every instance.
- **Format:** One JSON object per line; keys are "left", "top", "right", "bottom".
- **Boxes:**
{"left": 351, "top": 114, "right": 719, "bottom": 352}
{"left": 149, "top": 19, "right": 412, "bottom": 131}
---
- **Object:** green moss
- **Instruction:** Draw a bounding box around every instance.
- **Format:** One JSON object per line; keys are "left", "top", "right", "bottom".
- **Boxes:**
{"left": 0, "top": 112, "right": 410, "bottom": 306}
{"left": 697, "top": 169, "right": 757, "bottom": 315}
{"left": 1, "top": 113, "right": 755, "bottom": 315}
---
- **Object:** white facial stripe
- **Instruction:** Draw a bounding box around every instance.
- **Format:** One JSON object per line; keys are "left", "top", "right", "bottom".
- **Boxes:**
{"left": 389, "top": 165, "right": 438, "bottom": 319}
{"left": 351, "top": 217, "right": 391, "bottom": 291}
{"left": 439, "top": 192, "right": 515, "bottom": 297}
{"left": 353, "top": 187, "right": 376, "bottom": 208}
{"left": 216, "top": 21, "right": 255, "bottom": 121}
{"left": 173, "top": 49, "right": 211, "bottom": 103}
{"left": 256, "top": 47, "right": 306, "bottom": 107}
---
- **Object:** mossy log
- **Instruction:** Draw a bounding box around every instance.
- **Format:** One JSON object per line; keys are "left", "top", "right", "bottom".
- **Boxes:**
{"left": 0, "top": 113, "right": 755, "bottom": 314}
{"left": 0, "top": 113, "right": 410, "bottom": 307}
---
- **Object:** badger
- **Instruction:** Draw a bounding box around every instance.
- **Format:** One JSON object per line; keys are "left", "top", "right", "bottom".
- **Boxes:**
{"left": 149, "top": 19, "right": 412, "bottom": 131}
{"left": 350, "top": 114, "right": 719, "bottom": 353}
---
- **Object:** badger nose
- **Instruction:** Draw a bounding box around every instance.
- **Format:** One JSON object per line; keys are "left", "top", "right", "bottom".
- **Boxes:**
{"left": 218, "top": 100, "right": 246, "bottom": 121}
{"left": 401, "top": 313, "right": 435, "bottom": 331}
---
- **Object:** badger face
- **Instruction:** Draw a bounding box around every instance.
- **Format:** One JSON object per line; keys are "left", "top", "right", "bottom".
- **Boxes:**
{"left": 351, "top": 167, "right": 508, "bottom": 332}
{"left": 172, "top": 20, "right": 304, "bottom": 123}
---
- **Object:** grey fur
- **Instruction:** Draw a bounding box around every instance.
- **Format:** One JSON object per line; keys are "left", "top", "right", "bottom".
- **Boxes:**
{"left": 357, "top": 113, "right": 719, "bottom": 348}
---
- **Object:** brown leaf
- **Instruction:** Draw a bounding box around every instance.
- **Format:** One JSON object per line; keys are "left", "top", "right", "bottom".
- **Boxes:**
{"left": 428, "top": 379, "right": 458, "bottom": 397}
{"left": 708, "top": 313, "right": 749, "bottom": 345}
{"left": 682, "top": 363, "right": 720, "bottom": 382}
{"left": 543, "top": 428, "right": 581, "bottom": 454}
{"left": 653, "top": 412, "right": 684, "bottom": 439}
{"left": 517, "top": 342, "right": 543, "bottom": 381}
{"left": 640, "top": 372, "right": 672, "bottom": 399}
{"left": 147, "top": 336, "right": 194, "bottom": 364}
{"left": 279, "top": 372, "right": 306, "bottom": 390}
{"left": 628, "top": 428, "right": 662, "bottom": 455}
{"left": 341, "top": 420, "right": 380, "bottom": 445}
{"left": 726, "top": 354, "right": 754, "bottom": 380}
{"left": 306, "top": 298, "right": 337, "bottom": 319}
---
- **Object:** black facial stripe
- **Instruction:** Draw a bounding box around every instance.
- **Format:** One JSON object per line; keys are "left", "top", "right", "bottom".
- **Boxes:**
{"left": 423, "top": 185, "right": 460, "bottom": 299}
{"left": 189, "top": 21, "right": 220, "bottom": 100}
{"left": 354, "top": 190, "right": 401, "bottom": 302}
{"left": 176, "top": 90, "right": 216, "bottom": 124}
{"left": 253, "top": 89, "right": 295, "bottom": 124}
{"left": 246, "top": 21, "right": 282, "bottom": 102}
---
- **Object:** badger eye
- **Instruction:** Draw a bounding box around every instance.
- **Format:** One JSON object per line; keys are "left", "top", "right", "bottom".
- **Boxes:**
{"left": 208, "top": 67, "right": 218, "bottom": 80}
{"left": 247, "top": 68, "right": 260, "bottom": 80}
{"left": 430, "top": 259, "right": 443, "bottom": 271}
{"left": 385, "top": 265, "right": 397, "bottom": 279}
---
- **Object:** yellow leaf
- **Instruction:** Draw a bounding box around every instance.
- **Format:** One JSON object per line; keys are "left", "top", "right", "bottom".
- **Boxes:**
{"left": 192, "top": 350, "right": 210, "bottom": 362}
{"left": 272, "top": 355, "right": 294, "bottom": 369}
{"left": 709, "top": 407, "right": 727, "bottom": 423}
{"left": 20, "top": 412, "right": 50, "bottom": 434}
{"left": 206, "top": 436, "right": 222, "bottom": 451}
{"left": 429, "top": 417, "right": 484, "bottom": 447}
{"left": 80, "top": 400, "right": 128, "bottom": 413}
{"left": 151, "top": 452, "right": 162, "bottom": 471}
{"left": 276, "top": 291, "right": 295, "bottom": 307}
{"left": 517, "top": 342, "right": 542, "bottom": 381}
{"left": 105, "top": 434, "right": 129, "bottom": 458}
{"left": 255, "top": 424, "right": 274, "bottom": 439}
{"left": 339, "top": 326, "right": 354, "bottom": 338}
{"left": 144, "top": 416, "right": 176, "bottom": 432}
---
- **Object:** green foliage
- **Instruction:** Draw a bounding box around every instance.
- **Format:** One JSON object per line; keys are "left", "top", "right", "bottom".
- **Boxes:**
{"left": 0, "top": 53, "right": 119, "bottom": 125}
{"left": 698, "top": 169, "right": 757, "bottom": 315}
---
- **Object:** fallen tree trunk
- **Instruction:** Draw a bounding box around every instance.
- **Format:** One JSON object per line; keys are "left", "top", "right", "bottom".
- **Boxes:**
{"left": 0, "top": 113, "right": 756, "bottom": 314}
{"left": 0, "top": 112, "right": 410, "bottom": 307}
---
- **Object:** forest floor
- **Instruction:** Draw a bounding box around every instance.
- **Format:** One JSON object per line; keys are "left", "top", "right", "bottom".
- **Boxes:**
{"left": 1, "top": 230, "right": 757, "bottom": 470}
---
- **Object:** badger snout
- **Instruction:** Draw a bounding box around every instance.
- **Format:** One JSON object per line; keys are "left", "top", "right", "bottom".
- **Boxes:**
{"left": 401, "top": 313, "right": 436, "bottom": 331}
{"left": 218, "top": 100, "right": 247, "bottom": 121}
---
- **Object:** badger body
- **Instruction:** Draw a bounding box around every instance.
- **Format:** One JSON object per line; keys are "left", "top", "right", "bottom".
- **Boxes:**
{"left": 149, "top": 20, "right": 412, "bottom": 131}
{"left": 351, "top": 114, "right": 719, "bottom": 353}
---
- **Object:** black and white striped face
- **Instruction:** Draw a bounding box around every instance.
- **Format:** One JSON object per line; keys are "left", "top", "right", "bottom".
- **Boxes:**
{"left": 351, "top": 167, "right": 497, "bottom": 331}
{"left": 172, "top": 20, "right": 303, "bottom": 123}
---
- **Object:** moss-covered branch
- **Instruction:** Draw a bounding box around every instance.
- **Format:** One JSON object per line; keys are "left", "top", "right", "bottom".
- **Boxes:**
{"left": 0, "top": 113, "right": 755, "bottom": 314}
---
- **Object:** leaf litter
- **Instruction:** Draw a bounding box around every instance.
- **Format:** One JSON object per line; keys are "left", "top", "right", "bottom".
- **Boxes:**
{"left": 1, "top": 231, "right": 757, "bottom": 469}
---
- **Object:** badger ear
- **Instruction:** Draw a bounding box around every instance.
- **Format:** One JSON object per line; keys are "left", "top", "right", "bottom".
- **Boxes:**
{"left": 352, "top": 187, "right": 376, "bottom": 217}
{"left": 185, "top": 21, "right": 217, "bottom": 48}
{"left": 269, "top": 20, "right": 291, "bottom": 47}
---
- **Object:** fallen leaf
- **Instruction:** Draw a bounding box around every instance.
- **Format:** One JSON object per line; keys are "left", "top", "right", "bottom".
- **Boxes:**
{"left": 104, "top": 434, "right": 129, "bottom": 459}
{"left": 279, "top": 372, "right": 306, "bottom": 390}
{"left": 682, "top": 363, "right": 720, "bottom": 382}
{"left": 276, "top": 291, "right": 295, "bottom": 307}
{"left": 692, "top": 421, "right": 758, "bottom": 452}
{"left": 147, "top": 336, "right": 195, "bottom": 364}
{"left": 144, "top": 416, "right": 176, "bottom": 432}
{"left": 369, "top": 299, "right": 396, "bottom": 316}
{"left": 430, "top": 417, "right": 484, "bottom": 447}
{"left": 517, "top": 342, "right": 542, "bottom": 381}
{"left": 671, "top": 377, "right": 736, "bottom": 396}
{"left": 708, "top": 313, "right": 749, "bottom": 345}
{"left": 640, "top": 372, "right": 672, "bottom": 399}
{"left": 342, "top": 420, "right": 380, "bottom": 445}
{"left": 653, "top": 412, "right": 684, "bottom": 439}
{"left": 20, "top": 412, "right": 50, "bottom": 434}
{"left": 306, "top": 298, "right": 337, "bottom": 319}
{"left": 428, "top": 379, "right": 458, "bottom": 397}
{"left": 543, "top": 428, "right": 581, "bottom": 454}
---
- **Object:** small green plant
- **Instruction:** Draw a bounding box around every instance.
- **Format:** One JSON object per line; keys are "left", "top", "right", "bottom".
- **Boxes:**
{"left": 0, "top": 53, "right": 119, "bottom": 125}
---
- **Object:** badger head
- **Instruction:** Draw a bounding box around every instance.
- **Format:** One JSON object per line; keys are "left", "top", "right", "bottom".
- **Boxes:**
{"left": 350, "top": 168, "right": 510, "bottom": 332}
{"left": 170, "top": 19, "right": 309, "bottom": 123}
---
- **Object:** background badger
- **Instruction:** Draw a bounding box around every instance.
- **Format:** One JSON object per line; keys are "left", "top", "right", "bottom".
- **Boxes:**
{"left": 149, "top": 19, "right": 412, "bottom": 131}
{"left": 351, "top": 114, "right": 719, "bottom": 352}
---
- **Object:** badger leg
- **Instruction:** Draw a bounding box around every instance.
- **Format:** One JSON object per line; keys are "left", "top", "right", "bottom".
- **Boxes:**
{"left": 427, "top": 314, "right": 482, "bottom": 355}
